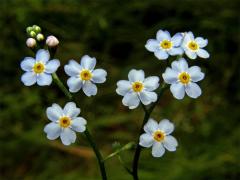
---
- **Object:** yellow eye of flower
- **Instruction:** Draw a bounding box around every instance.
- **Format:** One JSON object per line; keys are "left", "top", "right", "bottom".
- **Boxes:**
{"left": 132, "top": 82, "right": 144, "bottom": 92}
{"left": 59, "top": 116, "right": 71, "bottom": 128}
{"left": 188, "top": 41, "right": 199, "bottom": 51}
{"left": 160, "top": 40, "right": 172, "bottom": 49}
{"left": 178, "top": 72, "right": 191, "bottom": 84}
{"left": 33, "top": 62, "right": 45, "bottom": 74}
{"left": 153, "top": 130, "right": 165, "bottom": 142}
{"left": 80, "top": 69, "right": 92, "bottom": 81}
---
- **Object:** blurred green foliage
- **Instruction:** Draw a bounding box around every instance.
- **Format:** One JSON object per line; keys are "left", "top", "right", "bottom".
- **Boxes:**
{"left": 0, "top": 0, "right": 239, "bottom": 179}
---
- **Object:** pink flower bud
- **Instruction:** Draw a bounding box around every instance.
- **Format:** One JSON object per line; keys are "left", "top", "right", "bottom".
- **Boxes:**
{"left": 46, "top": 35, "right": 59, "bottom": 47}
{"left": 26, "top": 38, "right": 36, "bottom": 48}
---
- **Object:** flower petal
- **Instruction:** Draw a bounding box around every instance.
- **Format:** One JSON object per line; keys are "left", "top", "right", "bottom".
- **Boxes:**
{"left": 128, "top": 69, "right": 145, "bottom": 82}
{"left": 187, "top": 66, "right": 204, "bottom": 82}
{"left": 171, "top": 58, "right": 188, "bottom": 73}
{"left": 81, "top": 55, "right": 96, "bottom": 70}
{"left": 158, "top": 119, "right": 174, "bottom": 135}
{"left": 163, "top": 135, "right": 178, "bottom": 151}
{"left": 152, "top": 142, "right": 165, "bottom": 157}
{"left": 143, "top": 76, "right": 159, "bottom": 91}
{"left": 20, "top": 57, "right": 35, "bottom": 71}
{"left": 92, "top": 69, "right": 107, "bottom": 83}
{"left": 162, "top": 68, "right": 178, "bottom": 84}
{"left": 36, "top": 49, "right": 50, "bottom": 63}
{"left": 60, "top": 128, "right": 76, "bottom": 146}
{"left": 21, "top": 72, "right": 37, "bottom": 86}
{"left": 46, "top": 103, "right": 63, "bottom": 121}
{"left": 82, "top": 81, "right": 97, "bottom": 96}
{"left": 67, "top": 77, "right": 83, "bottom": 93}
{"left": 185, "top": 82, "right": 202, "bottom": 98}
{"left": 44, "top": 122, "right": 61, "bottom": 140}
{"left": 185, "top": 50, "right": 197, "bottom": 59}
{"left": 116, "top": 80, "right": 131, "bottom": 96}
{"left": 195, "top": 37, "right": 208, "bottom": 48}
{"left": 45, "top": 59, "right": 60, "bottom": 73}
{"left": 154, "top": 50, "right": 168, "bottom": 60}
{"left": 197, "top": 49, "right": 210, "bottom": 58}
{"left": 171, "top": 33, "right": 183, "bottom": 46}
{"left": 143, "top": 118, "right": 158, "bottom": 134}
{"left": 168, "top": 47, "right": 183, "bottom": 56}
{"left": 122, "top": 92, "right": 140, "bottom": 109}
{"left": 139, "top": 91, "right": 157, "bottom": 105}
{"left": 145, "top": 39, "right": 159, "bottom": 52}
{"left": 170, "top": 83, "right": 185, "bottom": 100}
{"left": 37, "top": 73, "right": 52, "bottom": 86}
{"left": 157, "top": 30, "right": 171, "bottom": 41}
{"left": 71, "top": 117, "right": 87, "bottom": 132}
{"left": 63, "top": 102, "right": 80, "bottom": 118}
{"left": 64, "top": 60, "right": 82, "bottom": 76}
{"left": 139, "top": 133, "right": 154, "bottom": 147}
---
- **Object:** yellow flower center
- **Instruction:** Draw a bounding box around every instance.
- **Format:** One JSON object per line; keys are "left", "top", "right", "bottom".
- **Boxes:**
{"left": 80, "top": 69, "right": 92, "bottom": 81}
{"left": 153, "top": 130, "right": 165, "bottom": 142}
{"left": 33, "top": 62, "right": 45, "bottom": 74}
{"left": 188, "top": 41, "right": 199, "bottom": 51}
{"left": 160, "top": 40, "right": 172, "bottom": 49}
{"left": 178, "top": 72, "right": 191, "bottom": 84}
{"left": 59, "top": 116, "right": 71, "bottom": 128}
{"left": 132, "top": 82, "right": 144, "bottom": 92}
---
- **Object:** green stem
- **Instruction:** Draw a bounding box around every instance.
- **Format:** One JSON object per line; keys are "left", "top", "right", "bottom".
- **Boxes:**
{"left": 52, "top": 73, "right": 107, "bottom": 180}
{"left": 132, "top": 84, "right": 168, "bottom": 180}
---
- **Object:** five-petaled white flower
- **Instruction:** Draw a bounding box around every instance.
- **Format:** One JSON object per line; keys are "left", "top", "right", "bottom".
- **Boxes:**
{"left": 116, "top": 69, "right": 159, "bottom": 109}
{"left": 145, "top": 30, "right": 183, "bottom": 60}
{"left": 139, "top": 118, "right": 178, "bottom": 157}
{"left": 44, "top": 102, "right": 87, "bottom": 146}
{"left": 162, "top": 58, "right": 204, "bottom": 99}
{"left": 20, "top": 49, "right": 60, "bottom": 86}
{"left": 182, "top": 32, "right": 209, "bottom": 59}
{"left": 64, "top": 55, "right": 107, "bottom": 96}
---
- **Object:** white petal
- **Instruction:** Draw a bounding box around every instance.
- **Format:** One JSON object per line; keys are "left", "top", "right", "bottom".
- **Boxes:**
{"left": 45, "top": 59, "right": 60, "bottom": 73}
{"left": 143, "top": 76, "right": 159, "bottom": 91}
{"left": 139, "top": 91, "right": 157, "bottom": 105}
{"left": 64, "top": 60, "right": 82, "bottom": 76}
{"left": 163, "top": 135, "right": 178, "bottom": 151}
{"left": 36, "top": 49, "right": 50, "bottom": 63}
{"left": 197, "top": 49, "right": 210, "bottom": 58}
{"left": 168, "top": 47, "right": 183, "bottom": 56}
{"left": 81, "top": 55, "right": 96, "bottom": 70}
{"left": 20, "top": 57, "right": 35, "bottom": 71}
{"left": 154, "top": 50, "right": 168, "bottom": 60}
{"left": 63, "top": 102, "right": 80, "bottom": 118}
{"left": 82, "top": 81, "right": 97, "bottom": 96}
{"left": 92, "top": 69, "right": 107, "bottom": 83}
{"left": 187, "top": 66, "right": 204, "bottom": 82}
{"left": 162, "top": 68, "right": 178, "bottom": 84}
{"left": 71, "top": 117, "right": 87, "bottom": 132}
{"left": 139, "top": 133, "right": 154, "bottom": 147}
{"left": 171, "top": 58, "right": 188, "bottom": 73}
{"left": 152, "top": 142, "right": 165, "bottom": 157}
{"left": 185, "top": 82, "right": 202, "bottom": 98}
{"left": 44, "top": 122, "right": 61, "bottom": 140}
{"left": 158, "top": 119, "right": 174, "bottom": 135}
{"left": 171, "top": 33, "right": 183, "bottom": 46}
{"left": 122, "top": 92, "right": 140, "bottom": 108}
{"left": 46, "top": 103, "right": 63, "bottom": 121}
{"left": 116, "top": 80, "right": 131, "bottom": 96}
{"left": 145, "top": 39, "right": 159, "bottom": 52}
{"left": 60, "top": 128, "right": 76, "bottom": 146}
{"left": 185, "top": 50, "right": 197, "bottom": 59}
{"left": 37, "top": 73, "right": 52, "bottom": 86}
{"left": 21, "top": 72, "right": 37, "bottom": 86}
{"left": 195, "top": 37, "right": 208, "bottom": 48}
{"left": 143, "top": 118, "right": 158, "bottom": 134}
{"left": 187, "top": 31, "right": 194, "bottom": 39}
{"left": 67, "top": 77, "right": 83, "bottom": 93}
{"left": 128, "top": 69, "right": 145, "bottom": 82}
{"left": 156, "top": 30, "right": 171, "bottom": 41}
{"left": 170, "top": 83, "right": 185, "bottom": 99}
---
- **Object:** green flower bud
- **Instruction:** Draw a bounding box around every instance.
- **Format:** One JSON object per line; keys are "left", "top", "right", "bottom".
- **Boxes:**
{"left": 26, "top": 27, "right": 33, "bottom": 34}
{"left": 33, "top": 25, "right": 41, "bottom": 33}
{"left": 29, "top": 31, "right": 36, "bottom": 37}
{"left": 36, "top": 33, "right": 44, "bottom": 41}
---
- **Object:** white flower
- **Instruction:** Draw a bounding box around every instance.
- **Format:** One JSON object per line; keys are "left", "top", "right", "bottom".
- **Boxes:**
{"left": 139, "top": 118, "right": 178, "bottom": 157}
{"left": 162, "top": 58, "right": 205, "bottom": 99}
{"left": 64, "top": 55, "right": 107, "bottom": 96}
{"left": 116, "top": 69, "right": 159, "bottom": 109}
{"left": 20, "top": 49, "right": 60, "bottom": 86}
{"left": 145, "top": 30, "right": 183, "bottom": 60}
{"left": 182, "top": 32, "right": 209, "bottom": 59}
{"left": 44, "top": 102, "right": 87, "bottom": 146}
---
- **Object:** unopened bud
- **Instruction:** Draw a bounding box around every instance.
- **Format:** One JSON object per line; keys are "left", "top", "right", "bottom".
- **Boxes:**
{"left": 46, "top": 35, "right": 59, "bottom": 47}
{"left": 36, "top": 33, "right": 44, "bottom": 41}
{"left": 26, "top": 27, "right": 33, "bottom": 34}
{"left": 33, "top": 25, "right": 41, "bottom": 33}
{"left": 29, "top": 31, "right": 36, "bottom": 37}
{"left": 26, "top": 38, "right": 36, "bottom": 48}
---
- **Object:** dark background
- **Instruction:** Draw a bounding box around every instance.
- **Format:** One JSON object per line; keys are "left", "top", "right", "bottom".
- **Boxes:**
{"left": 0, "top": 0, "right": 239, "bottom": 179}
